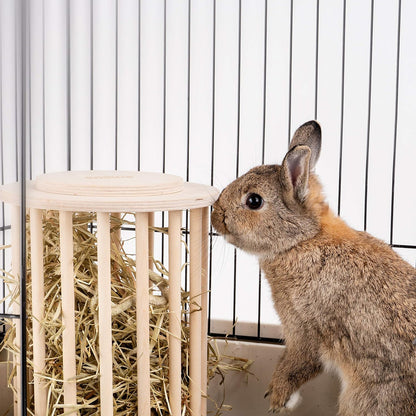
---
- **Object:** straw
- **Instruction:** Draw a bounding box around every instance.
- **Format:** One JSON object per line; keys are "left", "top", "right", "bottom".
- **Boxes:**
{"left": 0, "top": 211, "right": 252, "bottom": 415}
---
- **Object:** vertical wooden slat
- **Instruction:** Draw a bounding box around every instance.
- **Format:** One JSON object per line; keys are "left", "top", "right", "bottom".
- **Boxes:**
{"left": 135, "top": 212, "right": 150, "bottom": 415}
{"left": 190, "top": 208, "right": 202, "bottom": 415}
{"left": 168, "top": 210, "right": 182, "bottom": 416}
{"left": 59, "top": 210, "right": 77, "bottom": 415}
{"left": 148, "top": 211, "right": 154, "bottom": 271}
{"left": 97, "top": 212, "right": 113, "bottom": 415}
{"left": 30, "top": 208, "right": 47, "bottom": 415}
{"left": 200, "top": 207, "right": 209, "bottom": 416}
{"left": 11, "top": 205, "right": 21, "bottom": 416}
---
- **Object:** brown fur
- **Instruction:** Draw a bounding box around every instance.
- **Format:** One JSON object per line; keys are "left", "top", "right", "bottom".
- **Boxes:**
{"left": 211, "top": 121, "right": 416, "bottom": 415}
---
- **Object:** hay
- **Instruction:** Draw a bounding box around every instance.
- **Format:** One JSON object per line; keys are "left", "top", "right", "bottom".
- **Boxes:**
{"left": 0, "top": 211, "right": 252, "bottom": 415}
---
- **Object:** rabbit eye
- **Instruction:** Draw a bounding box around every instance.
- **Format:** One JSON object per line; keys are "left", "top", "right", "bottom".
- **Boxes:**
{"left": 245, "top": 193, "right": 264, "bottom": 210}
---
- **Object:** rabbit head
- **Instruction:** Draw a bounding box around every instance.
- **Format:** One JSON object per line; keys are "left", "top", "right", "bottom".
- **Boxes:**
{"left": 211, "top": 120, "right": 327, "bottom": 258}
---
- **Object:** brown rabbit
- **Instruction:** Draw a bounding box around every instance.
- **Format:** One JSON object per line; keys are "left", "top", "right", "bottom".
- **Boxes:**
{"left": 211, "top": 120, "right": 416, "bottom": 416}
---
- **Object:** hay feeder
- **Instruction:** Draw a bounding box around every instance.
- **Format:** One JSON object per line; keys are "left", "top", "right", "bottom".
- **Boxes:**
{"left": 0, "top": 170, "right": 219, "bottom": 416}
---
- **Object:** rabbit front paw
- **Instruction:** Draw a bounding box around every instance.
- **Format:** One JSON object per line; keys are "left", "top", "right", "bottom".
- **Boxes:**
{"left": 265, "top": 387, "right": 301, "bottom": 413}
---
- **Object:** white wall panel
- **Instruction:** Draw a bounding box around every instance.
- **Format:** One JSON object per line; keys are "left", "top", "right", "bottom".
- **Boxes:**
{"left": 366, "top": 0, "right": 399, "bottom": 242}
{"left": 29, "top": 0, "right": 45, "bottom": 177}
{"left": 164, "top": 0, "right": 189, "bottom": 180}
{"left": 188, "top": 0, "right": 214, "bottom": 185}
{"left": 92, "top": 0, "right": 116, "bottom": 170}
{"left": 210, "top": 236, "right": 234, "bottom": 335}
{"left": 1, "top": 0, "right": 18, "bottom": 186}
{"left": 290, "top": 0, "right": 317, "bottom": 137}
{"left": 338, "top": 0, "right": 372, "bottom": 228}
{"left": 139, "top": 0, "right": 165, "bottom": 173}
{"left": 117, "top": 0, "right": 139, "bottom": 171}
{"left": 44, "top": 0, "right": 68, "bottom": 172}
{"left": 210, "top": 0, "right": 240, "bottom": 334}
{"left": 0, "top": 0, "right": 18, "bottom": 320}
{"left": 238, "top": 0, "right": 265, "bottom": 174}
{"left": 263, "top": 0, "right": 291, "bottom": 165}
{"left": 394, "top": 248, "right": 416, "bottom": 269}
{"left": 234, "top": 0, "right": 266, "bottom": 336}
{"left": 70, "top": 0, "right": 92, "bottom": 171}
{"left": 393, "top": 0, "right": 416, "bottom": 247}
{"left": 213, "top": 0, "right": 239, "bottom": 188}
{"left": 315, "top": 0, "right": 344, "bottom": 212}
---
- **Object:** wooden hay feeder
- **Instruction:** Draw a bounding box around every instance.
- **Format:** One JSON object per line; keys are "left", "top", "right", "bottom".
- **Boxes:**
{"left": 0, "top": 170, "right": 219, "bottom": 416}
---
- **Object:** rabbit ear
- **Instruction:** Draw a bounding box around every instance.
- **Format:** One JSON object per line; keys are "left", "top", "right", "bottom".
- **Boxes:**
{"left": 289, "top": 120, "right": 321, "bottom": 170}
{"left": 281, "top": 145, "right": 312, "bottom": 203}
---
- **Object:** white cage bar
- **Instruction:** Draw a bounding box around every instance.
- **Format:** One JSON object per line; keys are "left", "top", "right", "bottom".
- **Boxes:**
{"left": 0, "top": 170, "right": 218, "bottom": 416}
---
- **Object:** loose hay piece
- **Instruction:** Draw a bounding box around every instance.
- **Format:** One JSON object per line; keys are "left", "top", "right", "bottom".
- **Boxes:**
{"left": 0, "top": 211, "right": 252, "bottom": 415}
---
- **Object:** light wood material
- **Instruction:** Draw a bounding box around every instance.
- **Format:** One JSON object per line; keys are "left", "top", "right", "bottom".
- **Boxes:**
{"left": 190, "top": 208, "right": 203, "bottom": 416}
{"left": 200, "top": 207, "right": 209, "bottom": 416}
{"left": 97, "top": 212, "right": 114, "bottom": 415}
{"left": 11, "top": 205, "right": 21, "bottom": 416}
{"left": 30, "top": 209, "right": 47, "bottom": 415}
{"left": 35, "top": 170, "right": 184, "bottom": 196}
{"left": 0, "top": 171, "right": 219, "bottom": 415}
{"left": 168, "top": 211, "right": 182, "bottom": 416}
{"left": 0, "top": 173, "right": 219, "bottom": 213}
{"left": 135, "top": 212, "right": 150, "bottom": 416}
{"left": 59, "top": 211, "right": 78, "bottom": 415}
{"left": 148, "top": 212, "right": 154, "bottom": 271}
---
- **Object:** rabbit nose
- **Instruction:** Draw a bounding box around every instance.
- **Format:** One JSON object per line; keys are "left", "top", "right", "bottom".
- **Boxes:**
{"left": 211, "top": 206, "right": 226, "bottom": 235}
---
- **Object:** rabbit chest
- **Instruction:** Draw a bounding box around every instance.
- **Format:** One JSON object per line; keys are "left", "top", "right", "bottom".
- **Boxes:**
{"left": 260, "top": 244, "right": 337, "bottom": 335}
{"left": 260, "top": 231, "right": 416, "bottom": 383}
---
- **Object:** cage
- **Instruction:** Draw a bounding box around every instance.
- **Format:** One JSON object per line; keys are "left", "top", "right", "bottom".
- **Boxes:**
{"left": 1, "top": 0, "right": 416, "bottom": 415}
{"left": 0, "top": 169, "right": 218, "bottom": 415}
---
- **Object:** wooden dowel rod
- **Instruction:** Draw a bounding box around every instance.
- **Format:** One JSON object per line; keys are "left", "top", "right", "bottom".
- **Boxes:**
{"left": 97, "top": 212, "right": 114, "bottom": 416}
{"left": 168, "top": 211, "right": 182, "bottom": 416}
{"left": 148, "top": 212, "right": 154, "bottom": 271}
{"left": 135, "top": 212, "right": 150, "bottom": 416}
{"left": 200, "top": 207, "right": 209, "bottom": 416}
{"left": 190, "top": 208, "right": 203, "bottom": 415}
{"left": 11, "top": 205, "right": 21, "bottom": 416}
{"left": 59, "top": 211, "right": 77, "bottom": 415}
{"left": 30, "top": 209, "right": 47, "bottom": 415}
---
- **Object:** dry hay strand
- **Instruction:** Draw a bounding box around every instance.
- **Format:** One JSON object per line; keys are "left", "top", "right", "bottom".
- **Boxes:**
{"left": 0, "top": 211, "right": 252, "bottom": 415}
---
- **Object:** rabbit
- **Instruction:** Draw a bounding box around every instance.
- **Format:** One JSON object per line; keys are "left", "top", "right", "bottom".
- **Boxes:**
{"left": 211, "top": 120, "right": 416, "bottom": 416}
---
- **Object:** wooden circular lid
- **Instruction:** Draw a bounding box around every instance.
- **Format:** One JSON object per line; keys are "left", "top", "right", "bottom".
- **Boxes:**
{"left": 0, "top": 170, "right": 219, "bottom": 212}
{"left": 35, "top": 170, "right": 184, "bottom": 197}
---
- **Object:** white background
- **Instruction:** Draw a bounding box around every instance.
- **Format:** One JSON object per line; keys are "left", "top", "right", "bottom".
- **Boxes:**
{"left": 1, "top": 0, "right": 415, "bottom": 340}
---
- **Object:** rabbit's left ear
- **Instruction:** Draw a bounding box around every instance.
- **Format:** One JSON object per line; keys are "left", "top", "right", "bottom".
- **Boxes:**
{"left": 281, "top": 145, "right": 312, "bottom": 203}
{"left": 288, "top": 120, "right": 321, "bottom": 170}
